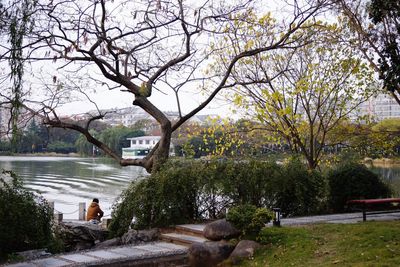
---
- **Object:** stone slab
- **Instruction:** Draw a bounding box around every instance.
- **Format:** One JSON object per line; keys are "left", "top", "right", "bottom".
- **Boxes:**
{"left": 155, "top": 242, "right": 189, "bottom": 251}
{"left": 177, "top": 224, "right": 206, "bottom": 232}
{"left": 85, "top": 250, "right": 125, "bottom": 260}
{"left": 31, "top": 258, "right": 71, "bottom": 267}
{"left": 109, "top": 246, "right": 151, "bottom": 257}
{"left": 136, "top": 243, "right": 177, "bottom": 253}
{"left": 4, "top": 263, "right": 37, "bottom": 267}
{"left": 58, "top": 254, "right": 98, "bottom": 263}
{"left": 161, "top": 232, "right": 207, "bottom": 243}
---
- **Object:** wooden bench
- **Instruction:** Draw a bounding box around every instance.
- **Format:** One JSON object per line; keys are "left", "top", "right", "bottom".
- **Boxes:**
{"left": 347, "top": 198, "right": 400, "bottom": 221}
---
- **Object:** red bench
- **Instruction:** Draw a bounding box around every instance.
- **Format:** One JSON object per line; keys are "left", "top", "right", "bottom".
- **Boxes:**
{"left": 347, "top": 198, "right": 400, "bottom": 221}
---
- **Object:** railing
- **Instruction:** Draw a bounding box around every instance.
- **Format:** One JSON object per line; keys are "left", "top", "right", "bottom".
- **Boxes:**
{"left": 48, "top": 201, "right": 112, "bottom": 228}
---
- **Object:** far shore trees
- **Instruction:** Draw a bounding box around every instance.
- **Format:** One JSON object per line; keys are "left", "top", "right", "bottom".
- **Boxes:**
{"left": 0, "top": 0, "right": 330, "bottom": 173}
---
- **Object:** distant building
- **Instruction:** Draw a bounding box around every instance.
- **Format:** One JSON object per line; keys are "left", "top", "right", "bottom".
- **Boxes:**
{"left": 357, "top": 93, "right": 400, "bottom": 121}
{"left": 122, "top": 135, "right": 174, "bottom": 159}
{"left": 83, "top": 106, "right": 217, "bottom": 127}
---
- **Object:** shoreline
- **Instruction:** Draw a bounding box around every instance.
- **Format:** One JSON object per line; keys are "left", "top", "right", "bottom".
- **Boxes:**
{"left": 364, "top": 157, "right": 400, "bottom": 167}
{"left": 0, "top": 152, "right": 85, "bottom": 158}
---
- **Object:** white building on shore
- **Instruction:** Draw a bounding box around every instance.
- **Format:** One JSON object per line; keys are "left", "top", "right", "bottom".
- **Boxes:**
{"left": 122, "top": 136, "right": 175, "bottom": 159}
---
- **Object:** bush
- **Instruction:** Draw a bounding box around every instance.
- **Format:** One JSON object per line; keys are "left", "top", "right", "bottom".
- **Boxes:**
{"left": 0, "top": 170, "right": 53, "bottom": 260}
{"left": 328, "top": 163, "right": 392, "bottom": 212}
{"left": 272, "top": 158, "right": 327, "bottom": 217}
{"left": 227, "top": 204, "right": 273, "bottom": 237}
{"left": 220, "top": 159, "right": 281, "bottom": 207}
{"left": 109, "top": 159, "right": 226, "bottom": 236}
{"left": 109, "top": 158, "right": 328, "bottom": 236}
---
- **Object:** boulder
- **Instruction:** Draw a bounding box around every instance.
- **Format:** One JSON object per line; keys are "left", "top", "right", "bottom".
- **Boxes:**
{"left": 203, "top": 219, "right": 241, "bottom": 241}
{"left": 121, "top": 229, "right": 160, "bottom": 245}
{"left": 188, "top": 240, "right": 235, "bottom": 267}
{"left": 229, "top": 240, "right": 261, "bottom": 264}
{"left": 54, "top": 222, "right": 109, "bottom": 251}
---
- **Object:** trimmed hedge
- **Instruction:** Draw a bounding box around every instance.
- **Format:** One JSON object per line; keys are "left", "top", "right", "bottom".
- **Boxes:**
{"left": 328, "top": 163, "right": 392, "bottom": 212}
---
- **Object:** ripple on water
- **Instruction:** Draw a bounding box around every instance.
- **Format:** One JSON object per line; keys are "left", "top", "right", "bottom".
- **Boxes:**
{"left": 0, "top": 156, "right": 143, "bottom": 218}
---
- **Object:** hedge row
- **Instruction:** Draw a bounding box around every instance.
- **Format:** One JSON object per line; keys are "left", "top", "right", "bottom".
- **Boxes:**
{"left": 109, "top": 158, "right": 390, "bottom": 237}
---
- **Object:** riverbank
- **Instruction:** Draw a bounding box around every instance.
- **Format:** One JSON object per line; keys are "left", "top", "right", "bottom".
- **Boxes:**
{"left": 364, "top": 157, "right": 400, "bottom": 166}
{"left": 0, "top": 152, "right": 83, "bottom": 157}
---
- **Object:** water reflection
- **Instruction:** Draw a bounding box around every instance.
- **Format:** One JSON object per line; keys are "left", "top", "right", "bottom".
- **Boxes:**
{"left": 0, "top": 156, "right": 145, "bottom": 219}
{"left": 368, "top": 162, "right": 400, "bottom": 196}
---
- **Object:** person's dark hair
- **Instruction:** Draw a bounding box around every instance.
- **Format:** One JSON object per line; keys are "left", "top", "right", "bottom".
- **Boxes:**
{"left": 93, "top": 198, "right": 99, "bottom": 203}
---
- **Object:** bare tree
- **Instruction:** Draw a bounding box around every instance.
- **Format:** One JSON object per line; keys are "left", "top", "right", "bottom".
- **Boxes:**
{"left": 1, "top": 0, "right": 329, "bottom": 172}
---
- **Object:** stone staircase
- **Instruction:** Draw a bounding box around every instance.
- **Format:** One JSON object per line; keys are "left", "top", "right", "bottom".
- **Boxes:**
{"left": 160, "top": 224, "right": 208, "bottom": 247}
{"left": 3, "top": 224, "right": 209, "bottom": 267}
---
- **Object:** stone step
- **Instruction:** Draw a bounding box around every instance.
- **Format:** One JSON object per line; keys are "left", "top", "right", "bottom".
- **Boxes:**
{"left": 160, "top": 232, "right": 208, "bottom": 246}
{"left": 174, "top": 224, "right": 206, "bottom": 237}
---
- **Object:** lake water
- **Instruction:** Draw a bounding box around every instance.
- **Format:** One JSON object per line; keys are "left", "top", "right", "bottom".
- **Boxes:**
{"left": 369, "top": 162, "right": 400, "bottom": 196}
{"left": 0, "top": 156, "right": 399, "bottom": 219}
{"left": 0, "top": 156, "right": 146, "bottom": 219}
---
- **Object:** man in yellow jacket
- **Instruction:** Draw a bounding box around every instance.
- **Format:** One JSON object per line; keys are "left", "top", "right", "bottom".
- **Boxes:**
{"left": 86, "top": 198, "right": 104, "bottom": 224}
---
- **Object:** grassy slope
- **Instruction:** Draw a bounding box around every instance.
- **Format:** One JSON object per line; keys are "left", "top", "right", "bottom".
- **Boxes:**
{"left": 240, "top": 221, "right": 400, "bottom": 266}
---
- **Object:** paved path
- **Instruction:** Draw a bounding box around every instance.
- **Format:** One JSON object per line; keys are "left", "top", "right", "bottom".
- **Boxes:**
{"left": 4, "top": 211, "right": 400, "bottom": 267}
{"left": 3, "top": 242, "right": 188, "bottom": 267}
{"left": 277, "top": 211, "right": 400, "bottom": 226}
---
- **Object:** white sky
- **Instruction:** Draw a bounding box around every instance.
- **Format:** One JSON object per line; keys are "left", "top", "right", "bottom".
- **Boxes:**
{"left": 14, "top": 0, "right": 321, "bottom": 119}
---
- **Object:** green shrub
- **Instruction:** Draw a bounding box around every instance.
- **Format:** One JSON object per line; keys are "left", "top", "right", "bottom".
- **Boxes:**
{"left": 0, "top": 170, "right": 53, "bottom": 260}
{"left": 227, "top": 204, "right": 273, "bottom": 236}
{"left": 328, "top": 163, "right": 392, "bottom": 212}
{"left": 109, "top": 159, "right": 227, "bottom": 236}
{"left": 221, "top": 159, "right": 281, "bottom": 207}
{"left": 272, "top": 158, "right": 327, "bottom": 217}
{"left": 109, "top": 158, "right": 328, "bottom": 236}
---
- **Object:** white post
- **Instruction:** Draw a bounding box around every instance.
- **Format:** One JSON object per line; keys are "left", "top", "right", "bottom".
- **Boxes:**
{"left": 54, "top": 212, "right": 63, "bottom": 224}
{"left": 79, "top": 202, "right": 86, "bottom": 221}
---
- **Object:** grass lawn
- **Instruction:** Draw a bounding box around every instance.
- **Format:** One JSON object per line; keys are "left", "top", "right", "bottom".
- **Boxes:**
{"left": 239, "top": 220, "right": 400, "bottom": 266}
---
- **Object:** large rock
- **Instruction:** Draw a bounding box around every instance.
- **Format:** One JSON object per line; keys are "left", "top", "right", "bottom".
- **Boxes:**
{"left": 188, "top": 240, "right": 235, "bottom": 267}
{"left": 229, "top": 240, "right": 261, "bottom": 264}
{"left": 121, "top": 229, "right": 160, "bottom": 245}
{"left": 54, "top": 222, "right": 109, "bottom": 251}
{"left": 203, "top": 219, "right": 241, "bottom": 241}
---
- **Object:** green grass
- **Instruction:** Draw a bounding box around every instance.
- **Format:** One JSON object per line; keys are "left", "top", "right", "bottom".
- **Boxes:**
{"left": 238, "top": 221, "right": 400, "bottom": 266}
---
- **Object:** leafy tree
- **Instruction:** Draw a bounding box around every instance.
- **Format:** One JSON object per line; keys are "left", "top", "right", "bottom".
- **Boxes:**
{"left": 0, "top": 0, "right": 37, "bottom": 151}
{"left": 336, "top": 0, "right": 400, "bottom": 105}
{"left": 0, "top": 0, "right": 329, "bottom": 173}
{"left": 223, "top": 25, "right": 374, "bottom": 169}
{"left": 75, "top": 130, "right": 98, "bottom": 156}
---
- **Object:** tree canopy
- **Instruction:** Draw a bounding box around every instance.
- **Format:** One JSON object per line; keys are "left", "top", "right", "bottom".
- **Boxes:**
{"left": 0, "top": 0, "right": 330, "bottom": 172}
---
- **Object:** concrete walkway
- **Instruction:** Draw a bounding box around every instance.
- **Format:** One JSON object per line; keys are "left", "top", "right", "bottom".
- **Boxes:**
{"left": 4, "top": 242, "right": 188, "bottom": 267}
{"left": 277, "top": 211, "right": 400, "bottom": 226}
{"left": 3, "top": 211, "right": 400, "bottom": 267}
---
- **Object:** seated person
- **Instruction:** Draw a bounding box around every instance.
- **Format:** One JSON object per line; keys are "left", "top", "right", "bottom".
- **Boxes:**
{"left": 86, "top": 198, "right": 104, "bottom": 224}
